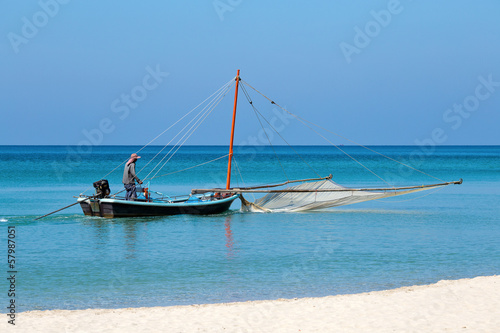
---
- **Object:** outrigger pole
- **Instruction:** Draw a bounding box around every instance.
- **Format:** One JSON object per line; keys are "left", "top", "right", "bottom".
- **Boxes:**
{"left": 193, "top": 179, "right": 463, "bottom": 195}
{"left": 35, "top": 196, "right": 96, "bottom": 220}
{"left": 226, "top": 69, "right": 240, "bottom": 190}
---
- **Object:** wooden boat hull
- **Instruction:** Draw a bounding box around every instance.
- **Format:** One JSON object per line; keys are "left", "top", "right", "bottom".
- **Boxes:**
{"left": 78, "top": 194, "right": 239, "bottom": 218}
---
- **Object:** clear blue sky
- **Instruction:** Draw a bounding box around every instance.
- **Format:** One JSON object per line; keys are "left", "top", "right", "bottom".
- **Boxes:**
{"left": 1, "top": 0, "right": 499, "bottom": 145}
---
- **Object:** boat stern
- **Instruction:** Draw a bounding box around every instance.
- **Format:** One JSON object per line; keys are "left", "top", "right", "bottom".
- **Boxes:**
{"left": 77, "top": 197, "right": 103, "bottom": 217}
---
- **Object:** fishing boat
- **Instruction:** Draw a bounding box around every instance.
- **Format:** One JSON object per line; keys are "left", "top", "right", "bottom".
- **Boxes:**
{"left": 69, "top": 70, "right": 461, "bottom": 218}
{"left": 77, "top": 193, "right": 238, "bottom": 218}
{"left": 76, "top": 71, "right": 245, "bottom": 218}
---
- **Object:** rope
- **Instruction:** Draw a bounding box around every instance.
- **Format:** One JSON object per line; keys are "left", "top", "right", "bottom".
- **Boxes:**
{"left": 81, "top": 78, "right": 235, "bottom": 195}
{"left": 232, "top": 157, "right": 256, "bottom": 201}
{"left": 143, "top": 81, "right": 233, "bottom": 180}
{"left": 375, "top": 185, "right": 446, "bottom": 203}
{"left": 79, "top": 158, "right": 130, "bottom": 195}
{"left": 192, "top": 181, "right": 457, "bottom": 194}
{"left": 147, "top": 154, "right": 230, "bottom": 180}
{"left": 294, "top": 118, "right": 445, "bottom": 183}
{"left": 148, "top": 84, "right": 233, "bottom": 180}
{"left": 240, "top": 83, "right": 322, "bottom": 179}
{"left": 148, "top": 104, "right": 215, "bottom": 180}
{"left": 148, "top": 82, "right": 234, "bottom": 180}
{"left": 240, "top": 80, "right": 394, "bottom": 188}
{"left": 136, "top": 77, "right": 235, "bottom": 157}
{"left": 232, "top": 175, "right": 332, "bottom": 190}
{"left": 240, "top": 78, "right": 445, "bottom": 184}
{"left": 240, "top": 84, "right": 289, "bottom": 180}
{"left": 303, "top": 125, "right": 395, "bottom": 189}
{"left": 136, "top": 80, "right": 234, "bottom": 177}
{"left": 232, "top": 157, "right": 241, "bottom": 188}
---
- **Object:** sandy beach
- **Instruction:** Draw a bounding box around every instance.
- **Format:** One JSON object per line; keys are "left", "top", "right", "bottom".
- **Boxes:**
{"left": 3, "top": 275, "right": 498, "bottom": 333}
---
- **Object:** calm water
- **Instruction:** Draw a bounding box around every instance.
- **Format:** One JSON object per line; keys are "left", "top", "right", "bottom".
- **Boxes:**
{"left": 0, "top": 145, "right": 499, "bottom": 311}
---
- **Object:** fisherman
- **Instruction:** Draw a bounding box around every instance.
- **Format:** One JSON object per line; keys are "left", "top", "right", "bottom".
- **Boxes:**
{"left": 123, "top": 153, "right": 143, "bottom": 200}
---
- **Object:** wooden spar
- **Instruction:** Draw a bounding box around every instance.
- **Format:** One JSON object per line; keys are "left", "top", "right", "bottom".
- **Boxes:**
{"left": 226, "top": 69, "right": 240, "bottom": 190}
{"left": 192, "top": 179, "right": 463, "bottom": 194}
{"left": 227, "top": 175, "right": 332, "bottom": 191}
{"left": 35, "top": 197, "right": 95, "bottom": 220}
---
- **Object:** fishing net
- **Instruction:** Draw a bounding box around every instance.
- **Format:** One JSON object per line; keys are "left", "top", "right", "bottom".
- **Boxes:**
{"left": 240, "top": 179, "right": 440, "bottom": 212}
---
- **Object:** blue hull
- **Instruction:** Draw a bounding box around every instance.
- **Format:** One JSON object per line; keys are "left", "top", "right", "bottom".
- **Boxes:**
{"left": 78, "top": 194, "right": 239, "bottom": 218}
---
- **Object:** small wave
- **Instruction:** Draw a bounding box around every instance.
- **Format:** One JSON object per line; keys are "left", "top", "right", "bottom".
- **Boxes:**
{"left": 0, "top": 218, "right": 8, "bottom": 222}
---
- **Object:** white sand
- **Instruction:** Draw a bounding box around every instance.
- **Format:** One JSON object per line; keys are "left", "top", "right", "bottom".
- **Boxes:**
{"left": 3, "top": 275, "right": 499, "bottom": 333}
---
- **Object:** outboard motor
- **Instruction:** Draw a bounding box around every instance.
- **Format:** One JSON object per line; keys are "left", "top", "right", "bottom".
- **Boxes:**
{"left": 93, "top": 179, "right": 110, "bottom": 198}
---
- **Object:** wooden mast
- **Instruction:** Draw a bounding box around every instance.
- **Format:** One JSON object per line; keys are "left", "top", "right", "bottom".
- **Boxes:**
{"left": 226, "top": 69, "right": 240, "bottom": 190}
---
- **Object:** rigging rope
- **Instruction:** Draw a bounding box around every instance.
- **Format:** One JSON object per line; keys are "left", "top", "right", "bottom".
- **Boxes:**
{"left": 232, "top": 157, "right": 255, "bottom": 201}
{"left": 81, "top": 78, "right": 235, "bottom": 195}
{"left": 83, "top": 73, "right": 448, "bottom": 201}
{"left": 239, "top": 79, "right": 442, "bottom": 187}
{"left": 136, "top": 77, "right": 235, "bottom": 157}
{"left": 143, "top": 81, "right": 234, "bottom": 180}
{"left": 374, "top": 185, "right": 446, "bottom": 203}
{"left": 240, "top": 83, "right": 322, "bottom": 179}
{"left": 240, "top": 84, "right": 290, "bottom": 181}
{"left": 147, "top": 81, "right": 234, "bottom": 181}
{"left": 292, "top": 118, "right": 446, "bottom": 183}
{"left": 292, "top": 116, "right": 395, "bottom": 189}
{"left": 109, "top": 95, "right": 229, "bottom": 196}
{"left": 137, "top": 80, "right": 233, "bottom": 175}
{"left": 147, "top": 154, "right": 230, "bottom": 181}
{"left": 80, "top": 157, "right": 130, "bottom": 195}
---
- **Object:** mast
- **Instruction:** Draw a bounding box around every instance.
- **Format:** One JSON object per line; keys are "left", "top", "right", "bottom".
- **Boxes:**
{"left": 226, "top": 69, "right": 240, "bottom": 190}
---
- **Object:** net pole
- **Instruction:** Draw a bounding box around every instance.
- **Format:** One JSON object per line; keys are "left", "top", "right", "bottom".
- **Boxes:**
{"left": 226, "top": 69, "right": 240, "bottom": 190}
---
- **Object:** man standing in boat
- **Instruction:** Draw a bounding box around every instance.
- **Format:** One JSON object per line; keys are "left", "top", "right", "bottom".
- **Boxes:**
{"left": 123, "top": 153, "right": 143, "bottom": 200}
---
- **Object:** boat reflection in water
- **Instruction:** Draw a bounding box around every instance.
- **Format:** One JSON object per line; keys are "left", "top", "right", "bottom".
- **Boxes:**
{"left": 225, "top": 216, "right": 236, "bottom": 259}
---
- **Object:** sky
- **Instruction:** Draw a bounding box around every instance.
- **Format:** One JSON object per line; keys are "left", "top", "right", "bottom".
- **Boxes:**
{"left": 1, "top": 0, "right": 499, "bottom": 146}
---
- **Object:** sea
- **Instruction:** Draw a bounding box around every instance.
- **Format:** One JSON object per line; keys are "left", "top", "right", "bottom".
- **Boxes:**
{"left": 0, "top": 145, "right": 499, "bottom": 312}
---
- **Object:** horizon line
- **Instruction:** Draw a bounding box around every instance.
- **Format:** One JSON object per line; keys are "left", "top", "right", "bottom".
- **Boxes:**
{"left": 1, "top": 144, "right": 499, "bottom": 147}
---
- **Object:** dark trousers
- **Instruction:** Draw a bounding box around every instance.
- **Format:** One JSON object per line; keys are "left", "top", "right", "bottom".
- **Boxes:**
{"left": 124, "top": 184, "right": 137, "bottom": 200}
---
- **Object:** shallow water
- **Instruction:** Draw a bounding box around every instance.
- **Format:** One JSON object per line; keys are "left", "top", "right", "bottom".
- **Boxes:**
{"left": 0, "top": 145, "right": 499, "bottom": 311}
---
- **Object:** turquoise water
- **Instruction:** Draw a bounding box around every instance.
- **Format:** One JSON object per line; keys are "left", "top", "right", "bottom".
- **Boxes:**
{"left": 0, "top": 145, "right": 499, "bottom": 311}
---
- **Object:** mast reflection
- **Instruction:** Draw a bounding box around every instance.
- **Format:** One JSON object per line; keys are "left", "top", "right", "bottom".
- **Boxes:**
{"left": 224, "top": 216, "right": 236, "bottom": 259}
